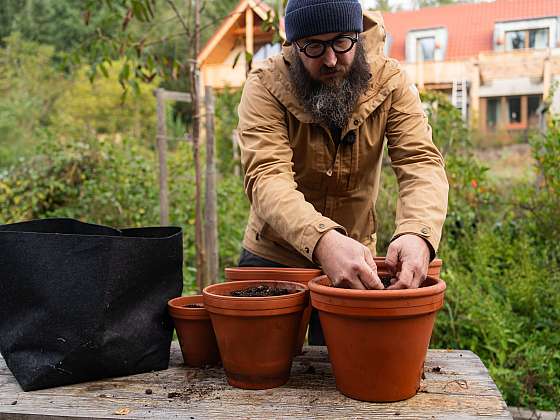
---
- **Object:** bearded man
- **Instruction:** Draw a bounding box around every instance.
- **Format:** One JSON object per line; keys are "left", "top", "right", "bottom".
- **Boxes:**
{"left": 236, "top": 0, "right": 449, "bottom": 344}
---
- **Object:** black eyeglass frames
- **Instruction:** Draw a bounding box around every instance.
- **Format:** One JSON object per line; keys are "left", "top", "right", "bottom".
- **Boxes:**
{"left": 295, "top": 33, "right": 359, "bottom": 59}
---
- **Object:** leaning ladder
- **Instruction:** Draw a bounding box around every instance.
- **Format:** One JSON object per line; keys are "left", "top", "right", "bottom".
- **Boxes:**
{"left": 452, "top": 80, "right": 468, "bottom": 122}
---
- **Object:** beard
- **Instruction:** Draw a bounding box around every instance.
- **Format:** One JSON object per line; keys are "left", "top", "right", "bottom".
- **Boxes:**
{"left": 288, "top": 40, "right": 371, "bottom": 130}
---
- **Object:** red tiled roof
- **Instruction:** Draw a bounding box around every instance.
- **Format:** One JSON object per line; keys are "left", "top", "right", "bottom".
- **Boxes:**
{"left": 381, "top": 0, "right": 560, "bottom": 61}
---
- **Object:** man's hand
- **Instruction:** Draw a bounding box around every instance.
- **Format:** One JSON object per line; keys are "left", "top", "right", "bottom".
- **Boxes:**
{"left": 313, "top": 230, "right": 384, "bottom": 290}
{"left": 385, "top": 234, "right": 430, "bottom": 290}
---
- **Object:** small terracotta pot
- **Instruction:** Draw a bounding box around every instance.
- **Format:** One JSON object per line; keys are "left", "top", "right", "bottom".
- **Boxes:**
{"left": 374, "top": 257, "right": 443, "bottom": 279}
{"left": 168, "top": 295, "right": 220, "bottom": 367}
{"left": 309, "top": 274, "right": 446, "bottom": 402}
{"left": 203, "top": 280, "right": 308, "bottom": 390}
{"left": 225, "top": 267, "right": 322, "bottom": 354}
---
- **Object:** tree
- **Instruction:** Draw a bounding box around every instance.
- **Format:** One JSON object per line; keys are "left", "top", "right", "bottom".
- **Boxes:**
{"left": 73, "top": 0, "right": 241, "bottom": 290}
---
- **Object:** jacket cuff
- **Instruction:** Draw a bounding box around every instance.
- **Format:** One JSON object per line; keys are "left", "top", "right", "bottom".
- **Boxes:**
{"left": 299, "top": 217, "right": 347, "bottom": 262}
{"left": 391, "top": 221, "right": 440, "bottom": 261}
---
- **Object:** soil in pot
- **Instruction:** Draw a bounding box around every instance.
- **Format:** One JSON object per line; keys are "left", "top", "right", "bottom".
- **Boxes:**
{"left": 230, "top": 285, "right": 293, "bottom": 297}
{"left": 203, "top": 280, "right": 308, "bottom": 390}
{"left": 168, "top": 295, "right": 221, "bottom": 368}
{"left": 224, "top": 267, "right": 322, "bottom": 354}
{"left": 309, "top": 275, "right": 446, "bottom": 402}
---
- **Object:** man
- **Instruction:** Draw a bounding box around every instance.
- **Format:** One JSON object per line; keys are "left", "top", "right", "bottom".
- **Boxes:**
{"left": 236, "top": 0, "right": 448, "bottom": 341}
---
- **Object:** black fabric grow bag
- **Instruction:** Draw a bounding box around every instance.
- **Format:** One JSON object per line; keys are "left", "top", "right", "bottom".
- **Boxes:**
{"left": 0, "top": 218, "right": 183, "bottom": 391}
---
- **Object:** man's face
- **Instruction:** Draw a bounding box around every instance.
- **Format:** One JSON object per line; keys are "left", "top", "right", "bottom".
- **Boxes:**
{"left": 295, "top": 32, "right": 357, "bottom": 84}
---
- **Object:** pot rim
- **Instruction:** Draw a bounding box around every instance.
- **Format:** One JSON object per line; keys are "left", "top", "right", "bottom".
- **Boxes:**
{"left": 203, "top": 280, "right": 308, "bottom": 312}
{"left": 204, "top": 280, "right": 307, "bottom": 300}
{"left": 168, "top": 295, "right": 209, "bottom": 319}
{"left": 308, "top": 275, "right": 446, "bottom": 299}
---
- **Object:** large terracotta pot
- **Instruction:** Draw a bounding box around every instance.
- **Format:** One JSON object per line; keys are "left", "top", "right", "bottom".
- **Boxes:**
{"left": 203, "top": 280, "right": 308, "bottom": 390}
{"left": 168, "top": 295, "right": 220, "bottom": 367}
{"left": 224, "top": 267, "right": 322, "bottom": 353}
{"left": 373, "top": 257, "right": 443, "bottom": 279}
{"left": 309, "top": 274, "right": 446, "bottom": 402}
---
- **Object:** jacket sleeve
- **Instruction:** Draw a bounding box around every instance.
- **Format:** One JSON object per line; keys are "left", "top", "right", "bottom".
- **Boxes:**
{"left": 385, "top": 71, "right": 449, "bottom": 256}
{"left": 237, "top": 72, "right": 345, "bottom": 262}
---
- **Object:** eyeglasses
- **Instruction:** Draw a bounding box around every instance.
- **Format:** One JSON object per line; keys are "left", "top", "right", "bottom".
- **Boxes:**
{"left": 295, "top": 33, "right": 359, "bottom": 59}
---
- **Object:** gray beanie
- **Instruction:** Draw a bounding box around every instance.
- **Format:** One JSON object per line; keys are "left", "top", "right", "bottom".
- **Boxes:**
{"left": 285, "top": 0, "right": 364, "bottom": 43}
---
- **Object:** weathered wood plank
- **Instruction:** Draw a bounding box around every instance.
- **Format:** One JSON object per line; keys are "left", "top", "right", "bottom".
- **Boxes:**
{"left": 0, "top": 344, "right": 512, "bottom": 419}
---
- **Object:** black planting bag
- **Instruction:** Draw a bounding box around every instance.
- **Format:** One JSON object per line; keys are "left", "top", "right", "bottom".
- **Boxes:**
{"left": 0, "top": 218, "right": 183, "bottom": 391}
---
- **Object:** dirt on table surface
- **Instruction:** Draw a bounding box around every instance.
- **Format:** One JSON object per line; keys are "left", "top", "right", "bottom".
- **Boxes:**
{"left": 230, "top": 285, "right": 293, "bottom": 297}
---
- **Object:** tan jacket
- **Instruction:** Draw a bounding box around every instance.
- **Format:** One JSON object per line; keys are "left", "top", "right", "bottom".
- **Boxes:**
{"left": 237, "top": 13, "right": 449, "bottom": 268}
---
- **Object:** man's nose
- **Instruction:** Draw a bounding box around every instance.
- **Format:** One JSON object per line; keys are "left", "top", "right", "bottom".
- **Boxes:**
{"left": 322, "top": 46, "right": 337, "bottom": 67}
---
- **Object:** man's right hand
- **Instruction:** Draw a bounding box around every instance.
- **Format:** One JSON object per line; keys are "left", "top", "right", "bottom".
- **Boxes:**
{"left": 313, "top": 230, "right": 384, "bottom": 290}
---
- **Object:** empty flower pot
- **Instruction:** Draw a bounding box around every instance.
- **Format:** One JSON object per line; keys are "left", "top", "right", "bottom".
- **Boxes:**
{"left": 225, "top": 267, "right": 322, "bottom": 353}
{"left": 203, "top": 280, "right": 308, "bottom": 390}
{"left": 309, "top": 274, "right": 446, "bottom": 402}
{"left": 168, "top": 295, "right": 220, "bottom": 367}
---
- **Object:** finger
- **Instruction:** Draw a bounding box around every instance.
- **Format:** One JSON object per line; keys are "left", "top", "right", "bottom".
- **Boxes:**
{"left": 411, "top": 269, "right": 426, "bottom": 289}
{"left": 387, "top": 263, "right": 414, "bottom": 290}
{"left": 358, "top": 269, "right": 383, "bottom": 290}
{"left": 362, "top": 249, "right": 383, "bottom": 290}
{"left": 385, "top": 242, "right": 399, "bottom": 276}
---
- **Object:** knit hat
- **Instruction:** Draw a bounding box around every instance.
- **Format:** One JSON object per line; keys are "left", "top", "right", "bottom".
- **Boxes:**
{"left": 284, "top": 0, "right": 363, "bottom": 43}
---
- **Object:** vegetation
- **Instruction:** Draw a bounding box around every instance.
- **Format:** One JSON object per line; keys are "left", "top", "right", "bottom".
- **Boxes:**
{"left": 0, "top": 0, "right": 559, "bottom": 412}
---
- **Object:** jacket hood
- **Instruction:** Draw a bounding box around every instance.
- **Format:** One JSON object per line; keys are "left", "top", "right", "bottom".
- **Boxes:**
{"left": 254, "top": 11, "right": 402, "bottom": 125}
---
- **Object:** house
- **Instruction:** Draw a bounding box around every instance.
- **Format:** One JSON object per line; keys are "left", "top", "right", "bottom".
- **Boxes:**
{"left": 383, "top": 0, "right": 560, "bottom": 141}
{"left": 198, "top": 0, "right": 560, "bottom": 142}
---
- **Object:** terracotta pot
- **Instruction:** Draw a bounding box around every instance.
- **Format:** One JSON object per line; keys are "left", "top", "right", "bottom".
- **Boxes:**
{"left": 203, "top": 280, "right": 308, "bottom": 390}
{"left": 224, "top": 267, "right": 322, "bottom": 353}
{"left": 374, "top": 257, "right": 443, "bottom": 279}
{"left": 309, "top": 274, "right": 446, "bottom": 402}
{"left": 168, "top": 295, "right": 220, "bottom": 367}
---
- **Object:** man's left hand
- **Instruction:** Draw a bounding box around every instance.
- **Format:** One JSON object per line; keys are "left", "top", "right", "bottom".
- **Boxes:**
{"left": 385, "top": 234, "right": 430, "bottom": 290}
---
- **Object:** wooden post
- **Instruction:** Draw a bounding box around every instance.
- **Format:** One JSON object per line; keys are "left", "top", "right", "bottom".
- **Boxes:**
{"left": 205, "top": 86, "right": 219, "bottom": 285}
{"left": 155, "top": 88, "right": 169, "bottom": 226}
{"left": 245, "top": 8, "right": 254, "bottom": 75}
{"left": 232, "top": 130, "right": 240, "bottom": 177}
{"left": 192, "top": 0, "right": 206, "bottom": 292}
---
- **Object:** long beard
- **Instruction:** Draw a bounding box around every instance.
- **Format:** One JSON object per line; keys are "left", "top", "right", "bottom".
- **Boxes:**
{"left": 288, "top": 41, "right": 371, "bottom": 130}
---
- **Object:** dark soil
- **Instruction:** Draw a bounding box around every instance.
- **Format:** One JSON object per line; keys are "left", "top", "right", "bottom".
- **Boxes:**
{"left": 432, "top": 366, "right": 442, "bottom": 373}
{"left": 380, "top": 275, "right": 395, "bottom": 289}
{"left": 167, "top": 392, "right": 182, "bottom": 398}
{"left": 230, "top": 285, "right": 293, "bottom": 297}
{"left": 183, "top": 304, "right": 204, "bottom": 308}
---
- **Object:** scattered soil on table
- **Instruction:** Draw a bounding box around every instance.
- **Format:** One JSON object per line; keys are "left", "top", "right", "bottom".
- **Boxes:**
{"left": 303, "top": 365, "right": 316, "bottom": 374}
{"left": 11, "top": 401, "right": 17, "bottom": 405}
{"left": 183, "top": 304, "right": 204, "bottom": 308}
{"left": 432, "top": 366, "right": 442, "bottom": 373}
{"left": 145, "top": 388, "right": 153, "bottom": 394}
{"left": 230, "top": 285, "right": 293, "bottom": 297}
{"left": 182, "top": 382, "right": 226, "bottom": 402}
{"left": 167, "top": 392, "right": 182, "bottom": 398}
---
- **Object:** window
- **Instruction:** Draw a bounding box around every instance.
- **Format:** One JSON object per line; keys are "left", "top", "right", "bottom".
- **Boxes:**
{"left": 416, "top": 37, "right": 435, "bottom": 61}
{"left": 406, "top": 28, "right": 447, "bottom": 63}
{"left": 253, "top": 43, "right": 281, "bottom": 61}
{"left": 507, "top": 97, "right": 522, "bottom": 123}
{"left": 505, "top": 28, "right": 549, "bottom": 50}
{"left": 487, "top": 98, "right": 500, "bottom": 131}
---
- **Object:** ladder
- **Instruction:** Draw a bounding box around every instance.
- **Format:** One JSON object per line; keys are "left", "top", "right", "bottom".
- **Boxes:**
{"left": 452, "top": 80, "right": 468, "bottom": 121}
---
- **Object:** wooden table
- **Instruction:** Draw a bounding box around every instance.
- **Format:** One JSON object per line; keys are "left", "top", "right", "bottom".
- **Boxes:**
{"left": 0, "top": 343, "right": 512, "bottom": 419}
